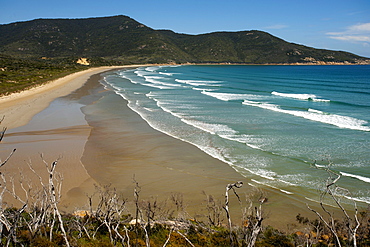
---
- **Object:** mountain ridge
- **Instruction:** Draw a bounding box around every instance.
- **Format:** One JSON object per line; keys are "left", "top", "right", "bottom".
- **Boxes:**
{"left": 0, "top": 15, "right": 369, "bottom": 65}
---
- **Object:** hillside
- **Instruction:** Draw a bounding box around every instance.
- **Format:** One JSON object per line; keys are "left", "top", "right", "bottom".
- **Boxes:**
{"left": 0, "top": 15, "right": 369, "bottom": 65}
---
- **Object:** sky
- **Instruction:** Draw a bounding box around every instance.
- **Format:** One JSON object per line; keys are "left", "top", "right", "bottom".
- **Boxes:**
{"left": 1, "top": 0, "right": 370, "bottom": 58}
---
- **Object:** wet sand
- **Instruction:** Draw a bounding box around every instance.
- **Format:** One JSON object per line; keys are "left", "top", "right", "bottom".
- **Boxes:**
{"left": 0, "top": 66, "right": 335, "bottom": 230}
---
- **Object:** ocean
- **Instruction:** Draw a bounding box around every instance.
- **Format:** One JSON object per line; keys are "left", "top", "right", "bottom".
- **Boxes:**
{"left": 102, "top": 65, "right": 370, "bottom": 206}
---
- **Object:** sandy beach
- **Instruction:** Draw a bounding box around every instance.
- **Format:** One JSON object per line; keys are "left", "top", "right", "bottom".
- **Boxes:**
{"left": 0, "top": 66, "right": 137, "bottom": 208}
{"left": 0, "top": 65, "right": 327, "bottom": 229}
{"left": 0, "top": 66, "right": 140, "bottom": 129}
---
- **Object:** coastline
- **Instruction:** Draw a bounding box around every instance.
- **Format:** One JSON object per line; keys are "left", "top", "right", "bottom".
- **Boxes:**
{"left": 0, "top": 66, "right": 141, "bottom": 129}
{"left": 0, "top": 65, "right": 342, "bottom": 230}
{"left": 0, "top": 66, "right": 140, "bottom": 210}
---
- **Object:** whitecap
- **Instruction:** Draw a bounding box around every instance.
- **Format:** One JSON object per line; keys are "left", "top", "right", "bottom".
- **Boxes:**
{"left": 144, "top": 76, "right": 180, "bottom": 88}
{"left": 175, "top": 79, "right": 223, "bottom": 87}
{"left": 272, "top": 91, "right": 330, "bottom": 102}
{"left": 280, "top": 189, "right": 294, "bottom": 195}
{"left": 242, "top": 100, "right": 370, "bottom": 131}
{"left": 201, "top": 91, "right": 263, "bottom": 101}
{"left": 342, "top": 195, "right": 370, "bottom": 204}
{"left": 219, "top": 134, "right": 263, "bottom": 150}
{"left": 159, "top": 72, "right": 180, "bottom": 76}
{"left": 192, "top": 88, "right": 218, "bottom": 91}
{"left": 340, "top": 172, "right": 370, "bottom": 183}
{"left": 181, "top": 119, "right": 237, "bottom": 136}
{"left": 308, "top": 108, "right": 326, "bottom": 114}
{"left": 145, "top": 66, "right": 161, "bottom": 72}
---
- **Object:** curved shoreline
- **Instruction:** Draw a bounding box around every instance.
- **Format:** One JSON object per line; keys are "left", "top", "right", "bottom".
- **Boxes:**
{"left": 0, "top": 64, "right": 355, "bottom": 230}
{"left": 0, "top": 66, "right": 143, "bottom": 129}
{"left": 0, "top": 66, "right": 143, "bottom": 210}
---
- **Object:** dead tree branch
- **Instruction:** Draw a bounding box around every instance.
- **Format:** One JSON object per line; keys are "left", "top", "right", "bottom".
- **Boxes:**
{"left": 308, "top": 160, "right": 361, "bottom": 247}
{"left": 223, "top": 181, "right": 243, "bottom": 246}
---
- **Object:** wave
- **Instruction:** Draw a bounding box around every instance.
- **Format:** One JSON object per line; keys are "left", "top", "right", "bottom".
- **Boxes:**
{"left": 201, "top": 91, "right": 265, "bottom": 101}
{"left": 144, "top": 76, "right": 180, "bottom": 88}
{"left": 154, "top": 102, "right": 187, "bottom": 120}
{"left": 251, "top": 179, "right": 294, "bottom": 195}
{"left": 220, "top": 134, "right": 263, "bottom": 150}
{"left": 145, "top": 66, "right": 160, "bottom": 72}
{"left": 272, "top": 91, "right": 330, "bottom": 102}
{"left": 175, "top": 79, "right": 223, "bottom": 87}
{"left": 280, "top": 189, "right": 294, "bottom": 195}
{"left": 159, "top": 72, "right": 180, "bottom": 76}
{"left": 242, "top": 100, "right": 370, "bottom": 131}
{"left": 181, "top": 119, "right": 237, "bottom": 136}
{"left": 344, "top": 196, "right": 370, "bottom": 204}
{"left": 125, "top": 71, "right": 177, "bottom": 89}
{"left": 106, "top": 66, "right": 370, "bottom": 206}
{"left": 308, "top": 108, "right": 327, "bottom": 114}
{"left": 122, "top": 99, "right": 237, "bottom": 172}
{"left": 340, "top": 172, "right": 370, "bottom": 183}
{"left": 134, "top": 70, "right": 151, "bottom": 77}
{"left": 192, "top": 88, "right": 218, "bottom": 91}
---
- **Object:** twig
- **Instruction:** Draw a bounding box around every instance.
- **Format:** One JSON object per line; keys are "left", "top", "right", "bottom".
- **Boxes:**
{"left": 176, "top": 230, "right": 195, "bottom": 247}
{"left": 0, "top": 149, "right": 16, "bottom": 168}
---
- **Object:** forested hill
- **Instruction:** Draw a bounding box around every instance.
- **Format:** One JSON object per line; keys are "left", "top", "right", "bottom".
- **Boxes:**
{"left": 0, "top": 15, "right": 369, "bottom": 65}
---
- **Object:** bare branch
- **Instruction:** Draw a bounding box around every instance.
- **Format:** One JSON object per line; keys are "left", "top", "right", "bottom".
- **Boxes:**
{"left": 162, "top": 228, "right": 173, "bottom": 247}
{"left": 308, "top": 160, "right": 362, "bottom": 247}
{"left": 0, "top": 149, "right": 16, "bottom": 168}
{"left": 223, "top": 181, "right": 243, "bottom": 246}
{"left": 176, "top": 230, "right": 195, "bottom": 247}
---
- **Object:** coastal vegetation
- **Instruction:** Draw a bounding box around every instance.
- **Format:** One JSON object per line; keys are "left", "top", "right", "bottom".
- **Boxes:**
{"left": 0, "top": 166, "right": 369, "bottom": 246}
{"left": 0, "top": 54, "right": 125, "bottom": 96}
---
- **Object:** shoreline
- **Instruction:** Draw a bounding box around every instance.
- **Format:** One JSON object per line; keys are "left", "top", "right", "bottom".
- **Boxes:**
{"left": 0, "top": 65, "right": 350, "bottom": 230}
{"left": 0, "top": 66, "right": 143, "bottom": 129}
{"left": 0, "top": 66, "right": 140, "bottom": 212}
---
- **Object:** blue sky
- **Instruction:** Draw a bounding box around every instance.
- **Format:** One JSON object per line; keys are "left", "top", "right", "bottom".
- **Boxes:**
{"left": 1, "top": 0, "right": 370, "bottom": 57}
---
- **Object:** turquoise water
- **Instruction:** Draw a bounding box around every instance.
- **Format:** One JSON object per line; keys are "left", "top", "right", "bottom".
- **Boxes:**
{"left": 102, "top": 65, "right": 370, "bottom": 205}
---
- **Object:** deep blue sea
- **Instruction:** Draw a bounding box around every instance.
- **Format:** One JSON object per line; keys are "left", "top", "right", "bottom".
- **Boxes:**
{"left": 103, "top": 65, "right": 370, "bottom": 205}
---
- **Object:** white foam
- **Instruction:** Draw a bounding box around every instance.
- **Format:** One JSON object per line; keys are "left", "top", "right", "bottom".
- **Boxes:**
{"left": 242, "top": 100, "right": 370, "bottom": 131}
{"left": 192, "top": 88, "right": 218, "bottom": 91}
{"left": 278, "top": 179, "right": 297, "bottom": 186}
{"left": 144, "top": 76, "right": 180, "bottom": 88}
{"left": 314, "top": 164, "right": 327, "bottom": 168}
{"left": 220, "top": 134, "right": 263, "bottom": 150}
{"left": 344, "top": 196, "right": 370, "bottom": 204}
{"left": 340, "top": 172, "right": 370, "bottom": 183}
{"left": 250, "top": 179, "right": 293, "bottom": 194}
{"left": 308, "top": 108, "right": 326, "bottom": 114}
{"left": 134, "top": 70, "right": 151, "bottom": 77}
{"left": 175, "top": 79, "right": 223, "bottom": 87}
{"left": 159, "top": 105, "right": 186, "bottom": 119}
{"left": 201, "top": 91, "right": 262, "bottom": 101}
{"left": 181, "top": 119, "right": 237, "bottom": 136}
{"left": 144, "top": 66, "right": 161, "bottom": 72}
{"left": 280, "top": 189, "right": 294, "bottom": 195}
{"left": 159, "top": 72, "right": 179, "bottom": 76}
{"left": 272, "top": 91, "right": 330, "bottom": 102}
{"left": 141, "top": 83, "right": 173, "bottom": 90}
{"left": 250, "top": 169, "right": 277, "bottom": 180}
{"left": 304, "top": 197, "right": 322, "bottom": 204}
{"left": 143, "top": 107, "right": 156, "bottom": 112}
